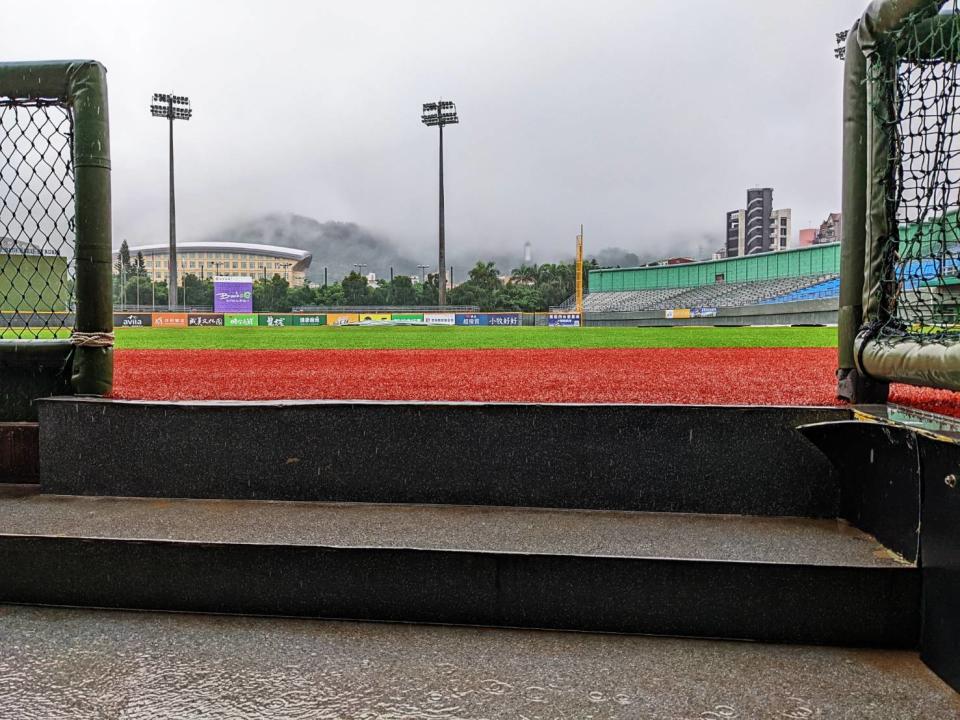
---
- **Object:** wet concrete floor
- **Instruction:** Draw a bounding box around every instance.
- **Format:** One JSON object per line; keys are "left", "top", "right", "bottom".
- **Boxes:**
{"left": 0, "top": 605, "right": 956, "bottom": 719}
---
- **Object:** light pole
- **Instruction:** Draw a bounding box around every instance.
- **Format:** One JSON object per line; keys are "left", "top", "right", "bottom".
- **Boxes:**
{"left": 353, "top": 263, "right": 368, "bottom": 277}
{"left": 150, "top": 92, "right": 192, "bottom": 309}
{"left": 421, "top": 100, "right": 458, "bottom": 306}
{"left": 418, "top": 264, "right": 429, "bottom": 283}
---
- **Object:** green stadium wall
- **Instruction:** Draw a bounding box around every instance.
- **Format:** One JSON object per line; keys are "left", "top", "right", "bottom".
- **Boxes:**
{"left": 588, "top": 243, "right": 840, "bottom": 293}
{"left": 0, "top": 255, "right": 72, "bottom": 312}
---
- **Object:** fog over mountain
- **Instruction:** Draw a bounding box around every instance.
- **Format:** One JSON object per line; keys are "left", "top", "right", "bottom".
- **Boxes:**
{"left": 204, "top": 213, "right": 668, "bottom": 282}
{"left": 204, "top": 214, "right": 418, "bottom": 283}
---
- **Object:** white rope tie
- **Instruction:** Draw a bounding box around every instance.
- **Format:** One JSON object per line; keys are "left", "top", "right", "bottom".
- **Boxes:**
{"left": 70, "top": 331, "right": 115, "bottom": 348}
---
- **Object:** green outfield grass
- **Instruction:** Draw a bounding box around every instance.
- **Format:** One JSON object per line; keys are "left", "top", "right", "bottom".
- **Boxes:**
{"left": 65, "top": 325, "right": 842, "bottom": 350}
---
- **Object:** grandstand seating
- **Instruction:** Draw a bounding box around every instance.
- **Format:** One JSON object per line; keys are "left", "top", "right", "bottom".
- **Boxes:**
{"left": 760, "top": 276, "right": 840, "bottom": 304}
{"left": 582, "top": 274, "right": 840, "bottom": 312}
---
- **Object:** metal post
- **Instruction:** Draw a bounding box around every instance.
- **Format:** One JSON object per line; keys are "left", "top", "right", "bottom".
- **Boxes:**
{"left": 324, "top": 266, "right": 328, "bottom": 287}
{"left": 421, "top": 99, "right": 458, "bottom": 307}
{"left": 167, "top": 97, "right": 177, "bottom": 309}
{"left": 438, "top": 122, "right": 446, "bottom": 306}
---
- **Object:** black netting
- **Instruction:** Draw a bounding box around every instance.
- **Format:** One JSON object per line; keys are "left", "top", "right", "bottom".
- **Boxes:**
{"left": 870, "top": 2, "right": 960, "bottom": 343}
{"left": 0, "top": 98, "right": 75, "bottom": 340}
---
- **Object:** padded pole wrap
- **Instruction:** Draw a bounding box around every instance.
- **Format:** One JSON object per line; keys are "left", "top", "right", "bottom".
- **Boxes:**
{"left": 858, "top": 332, "right": 960, "bottom": 390}
{"left": 839, "top": 21, "right": 868, "bottom": 373}
{"left": 68, "top": 61, "right": 113, "bottom": 396}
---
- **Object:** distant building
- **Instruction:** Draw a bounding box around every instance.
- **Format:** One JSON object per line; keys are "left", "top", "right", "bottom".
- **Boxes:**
{"left": 123, "top": 241, "right": 312, "bottom": 287}
{"left": 726, "top": 209, "right": 745, "bottom": 257}
{"left": 726, "top": 188, "right": 791, "bottom": 256}
{"left": 523, "top": 241, "right": 533, "bottom": 265}
{"left": 799, "top": 228, "right": 817, "bottom": 247}
{"left": 816, "top": 212, "right": 842, "bottom": 244}
{"left": 771, "top": 208, "right": 792, "bottom": 252}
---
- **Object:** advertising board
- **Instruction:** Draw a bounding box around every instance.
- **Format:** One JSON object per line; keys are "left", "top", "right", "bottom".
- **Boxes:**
{"left": 691, "top": 307, "right": 718, "bottom": 318}
{"left": 665, "top": 309, "right": 691, "bottom": 320}
{"left": 188, "top": 314, "right": 225, "bottom": 327}
{"left": 548, "top": 313, "right": 581, "bottom": 327}
{"left": 213, "top": 276, "right": 254, "bottom": 313}
{"left": 487, "top": 313, "right": 521, "bottom": 326}
{"left": 424, "top": 313, "right": 456, "bottom": 325}
{"left": 225, "top": 313, "right": 257, "bottom": 327}
{"left": 258, "top": 314, "right": 294, "bottom": 327}
{"left": 113, "top": 313, "right": 152, "bottom": 328}
{"left": 391, "top": 313, "right": 424, "bottom": 322}
{"left": 292, "top": 314, "right": 327, "bottom": 326}
{"left": 327, "top": 313, "right": 360, "bottom": 326}
{"left": 152, "top": 313, "right": 188, "bottom": 328}
{"left": 358, "top": 313, "right": 391, "bottom": 322}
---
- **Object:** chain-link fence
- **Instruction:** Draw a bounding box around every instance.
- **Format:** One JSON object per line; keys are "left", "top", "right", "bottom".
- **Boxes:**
{"left": 0, "top": 98, "right": 76, "bottom": 339}
{"left": 870, "top": 1, "right": 960, "bottom": 344}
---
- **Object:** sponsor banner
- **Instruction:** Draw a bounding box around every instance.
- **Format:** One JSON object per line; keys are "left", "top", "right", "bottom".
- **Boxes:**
{"left": 487, "top": 313, "right": 521, "bottom": 326}
{"left": 152, "top": 312, "right": 188, "bottom": 328}
{"left": 225, "top": 313, "right": 257, "bottom": 327}
{"left": 548, "top": 313, "right": 581, "bottom": 327}
{"left": 213, "top": 277, "right": 254, "bottom": 313}
{"left": 258, "top": 314, "right": 294, "bottom": 327}
{"left": 327, "top": 313, "right": 360, "bottom": 326}
{"left": 391, "top": 313, "right": 424, "bottom": 322}
{"left": 188, "top": 313, "right": 225, "bottom": 327}
{"left": 358, "top": 312, "right": 391, "bottom": 322}
{"left": 691, "top": 307, "right": 718, "bottom": 318}
{"left": 292, "top": 313, "right": 327, "bottom": 326}
{"left": 454, "top": 313, "right": 520, "bottom": 326}
{"left": 665, "top": 309, "right": 691, "bottom": 320}
{"left": 456, "top": 313, "right": 485, "bottom": 326}
{"left": 113, "top": 313, "right": 152, "bottom": 328}
{"left": 424, "top": 312, "right": 456, "bottom": 325}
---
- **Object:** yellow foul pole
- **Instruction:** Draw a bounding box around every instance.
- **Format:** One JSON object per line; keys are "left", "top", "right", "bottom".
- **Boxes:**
{"left": 575, "top": 225, "right": 584, "bottom": 326}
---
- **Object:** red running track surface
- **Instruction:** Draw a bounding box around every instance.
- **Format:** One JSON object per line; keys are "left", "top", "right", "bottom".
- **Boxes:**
{"left": 111, "top": 347, "right": 960, "bottom": 416}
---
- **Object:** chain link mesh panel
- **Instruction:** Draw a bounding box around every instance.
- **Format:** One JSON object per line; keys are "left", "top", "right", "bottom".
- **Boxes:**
{"left": 0, "top": 98, "right": 75, "bottom": 339}
{"left": 869, "top": 2, "right": 960, "bottom": 344}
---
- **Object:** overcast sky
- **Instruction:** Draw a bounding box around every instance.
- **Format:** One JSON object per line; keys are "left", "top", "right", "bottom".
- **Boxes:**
{"left": 7, "top": 1, "right": 868, "bottom": 262}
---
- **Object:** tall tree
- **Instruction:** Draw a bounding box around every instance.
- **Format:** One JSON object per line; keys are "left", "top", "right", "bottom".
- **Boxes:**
{"left": 115, "top": 239, "right": 131, "bottom": 276}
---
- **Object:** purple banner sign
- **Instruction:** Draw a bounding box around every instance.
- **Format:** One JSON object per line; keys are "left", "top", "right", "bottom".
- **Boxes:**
{"left": 214, "top": 277, "right": 254, "bottom": 313}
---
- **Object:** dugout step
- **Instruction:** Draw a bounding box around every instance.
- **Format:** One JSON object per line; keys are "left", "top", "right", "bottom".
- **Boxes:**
{"left": 4, "top": 606, "right": 958, "bottom": 718}
{"left": 38, "top": 397, "right": 845, "bottom": 517}
{"left": 0, "top": 487, "right": 917, "bottom": 647}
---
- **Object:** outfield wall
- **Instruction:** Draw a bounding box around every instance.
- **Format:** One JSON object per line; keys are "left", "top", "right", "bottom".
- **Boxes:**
{"left": 589, "top": 243, "right": 840, "bottom": 293}
{"left": 586, "top": 298, "right": 838, "bottom": 327}
{"left": 109, "top": 311, "right": 583, "bottom": 328}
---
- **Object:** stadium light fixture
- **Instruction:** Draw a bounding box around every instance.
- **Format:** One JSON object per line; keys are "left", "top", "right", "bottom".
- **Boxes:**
{"left": 150, "top": 92, "right": 192, "bottom": 309}
{"left": 417, "top": 264, "right": 429, "bottom": 283}
{"left": 421, "top": 99, "right": 458, "bottom": 306}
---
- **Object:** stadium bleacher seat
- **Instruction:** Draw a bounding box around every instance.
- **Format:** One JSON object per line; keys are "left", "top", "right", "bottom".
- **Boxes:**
{"left": 582, "top": 274, "right": 841, "bottom": 313}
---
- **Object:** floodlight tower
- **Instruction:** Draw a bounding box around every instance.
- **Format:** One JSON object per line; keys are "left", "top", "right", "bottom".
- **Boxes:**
{"left": 421, "top": 100, "right": 458, "bottom": 306}
{"left": 150, "top": 93, "right": 192, "bottom": 309}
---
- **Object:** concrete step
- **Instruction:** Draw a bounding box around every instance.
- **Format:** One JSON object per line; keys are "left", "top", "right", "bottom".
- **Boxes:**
{"left": 39, "top": 398, "right": 845, "bottom": 516}
{"left": 2, "top": 606, "right": 955, "bottom": 719}
{"left": 0, "top": 488, "right": 917, "bottom": 647}
{"left": 0, "top": 422, "right": 38, "bottom": 483}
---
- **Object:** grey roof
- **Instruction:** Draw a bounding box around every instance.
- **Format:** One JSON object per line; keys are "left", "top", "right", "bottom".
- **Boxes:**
{"left": 126, "top": 241, "right": 311, "bottom": 265}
